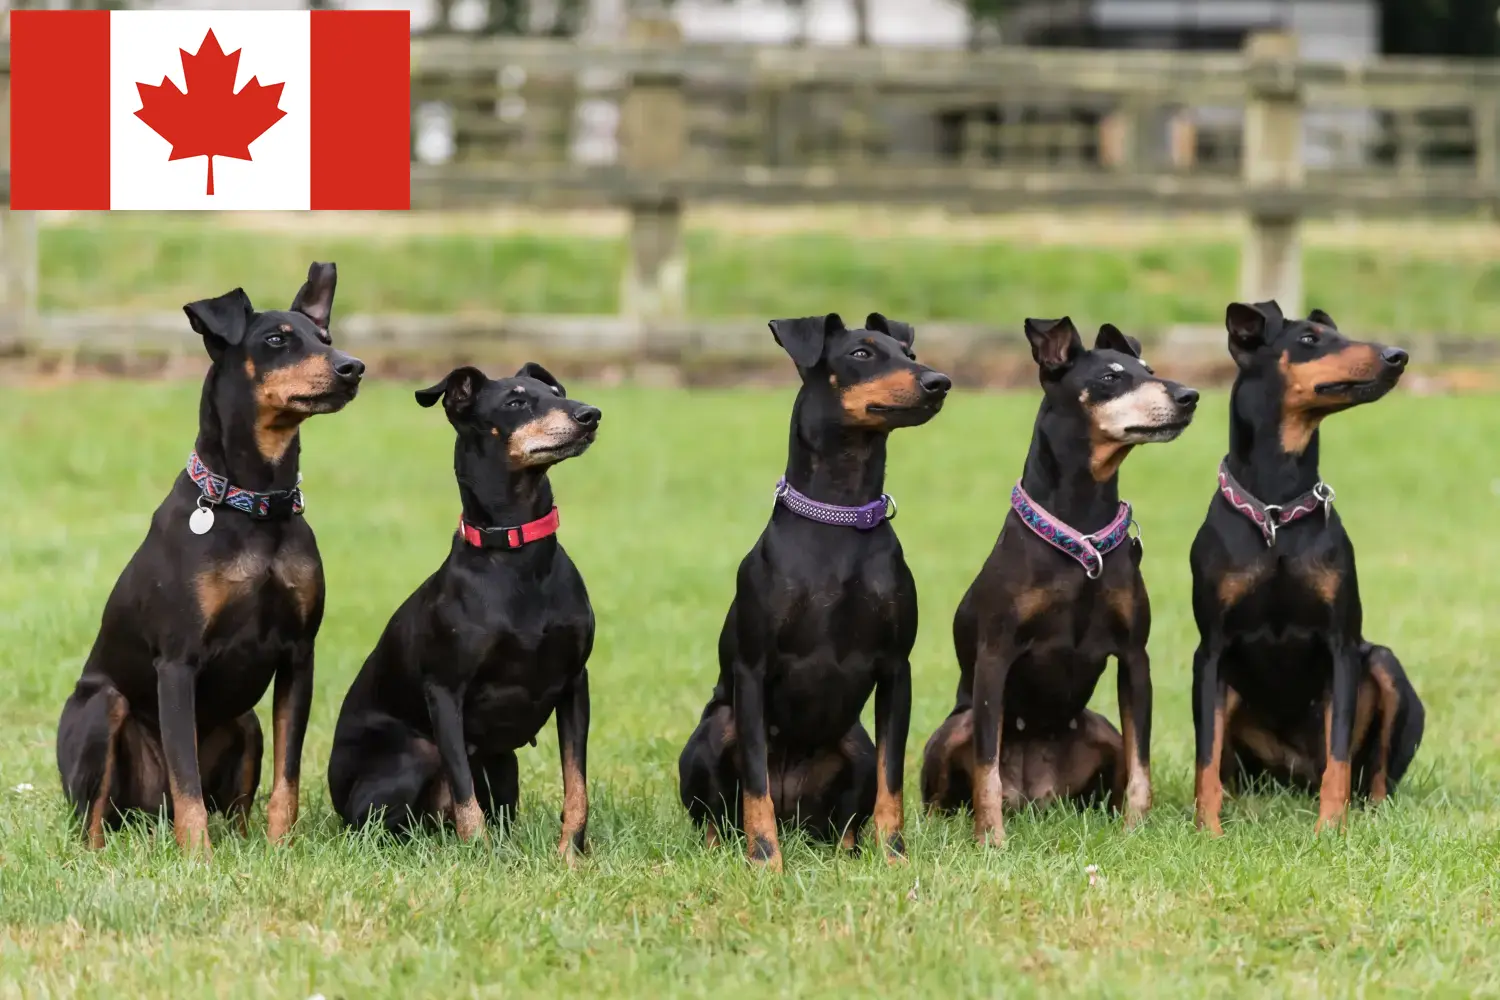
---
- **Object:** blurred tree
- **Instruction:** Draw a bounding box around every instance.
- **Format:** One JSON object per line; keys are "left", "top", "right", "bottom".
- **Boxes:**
{"left": 1379, "top": 0, "right": 1500, "bottom": 56}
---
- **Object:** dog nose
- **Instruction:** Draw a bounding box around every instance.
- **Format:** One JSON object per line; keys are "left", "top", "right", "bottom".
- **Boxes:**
{"left": 1173, "top": 386, "right": 1200, "bottom": 409}
{"left": 919, "top": 371, "right": 952, "bottom": 397}
{"left": 332, "top": 352, "right": 365, "bottom": 382}
{"left": 1381, "top": 347, "right": 1409, "bottom": 368}
{"left": 573, "top": 406, "right": 601, "bottom": 428}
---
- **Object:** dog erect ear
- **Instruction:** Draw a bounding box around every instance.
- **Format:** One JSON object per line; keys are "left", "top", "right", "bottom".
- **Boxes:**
{"left": 1307, "top": 308, "right": 1337, "bottom": 330}
{"left": 866, "top": 313, "right": 916, "bottom": 355}
{"left": 184, "top": 288, "right": 254, "bottom": 359}
{"left": 1226, "top": 301, "right": 1274, "bottom": 362}
{"left": 415, "top": 366, "right": 488, "bottom": 418}
{"left": 515, "top": 361, "right": 565, "bottom": 397}
{"left": 1024, "top": 317, "right": 1083, "bottom": 373}
{"left": 1095, "top": 323, "right": 1142, "bottom": 358}
{"left": 290, "top": 261, "right": 337, "bottom": 330}
{"left": 769, "top": 314, "right": 842, "bottom": 369}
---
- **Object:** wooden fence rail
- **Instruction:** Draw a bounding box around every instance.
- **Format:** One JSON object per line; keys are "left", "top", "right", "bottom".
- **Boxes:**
{"left": 3, "top": 16, "right": 1500, "bottom": 352}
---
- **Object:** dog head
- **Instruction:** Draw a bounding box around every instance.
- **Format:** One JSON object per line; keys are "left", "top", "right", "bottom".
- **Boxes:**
{"left": 415, "top": 362, "right": 601, "bottom": 470}
{"left": 185, "top": 262, "right": 363, "bottom": 464}
{"left": 1226, "top": 301, "right": 1408, "bottom": 455}
{"left": 769, "top": 312, "right": 951, "bottom": 431}
{"left": 1025, "top": 316, "right": 1199, "bottom": 480}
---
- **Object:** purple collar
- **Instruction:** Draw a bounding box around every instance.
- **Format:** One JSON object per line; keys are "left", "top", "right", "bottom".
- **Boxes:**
{"left": 774, "top": 478, "right": 895, "bottom": 530}
{"left": 1010, "top": 480, "right": 1134, "bottom": 579}
{"left": 1217, "top": 460, "right": 1335, "bottom": 546}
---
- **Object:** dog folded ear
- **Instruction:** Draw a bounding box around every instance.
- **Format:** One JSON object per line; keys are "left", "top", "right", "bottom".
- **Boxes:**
{"left": 291, "top": 261, "right": 337, "bottom": 330}
{"left": 866, "top": 313, "right": 916, "bottom": 355}
{"left": 1226, "top": 301, "right": 1272, "bottom": 362}
{"left": 1095, "top": 323, "right": 1142, "bottom": 358}
{"left": 184, "top": 288, "right": 255, "bottom": 359}
{"left": 770, "top": 314, "right": 842, "bottom": 369}
{"left": 515, "top": 361, "right": 565, "bottom": 397}
{"left": 1307, "top": 308, "right": 1337, "bottom": 330}
{"left": 415, "top": 366, "right": 488, "bottom": 417}
{"left": 1024, "top": 316, "right": 1083, "bottom": 373}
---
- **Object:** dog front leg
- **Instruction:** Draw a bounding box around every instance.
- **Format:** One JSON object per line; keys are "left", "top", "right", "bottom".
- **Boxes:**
{"left": 872, "top": 658, "right": 911, "bottom": 862}
{"left": 554, "top": 668, "right": 590, "bottom": 866}
{"left": 423, "top": 682, "right": 485, "bottom": 842}
{"left": 733, "top": 661, "right": 780, "bottom": 871}
{"left": 266, "top": 651, "right": 313, "bottom": 843}
{"left": 970, "top": 631, "right": 1016, "bottom": 847}
{"left": 1316, "top": 639, "right": 1360, "bottom": 833}
{"left": 1191, "top": 640, "right": 1228, "bottom": 835}
{"left": 1116, "top": 642, "right": 1153, "bottom": 826}
{"left": 156, "top": 659, "right": 210, "bottom": 856}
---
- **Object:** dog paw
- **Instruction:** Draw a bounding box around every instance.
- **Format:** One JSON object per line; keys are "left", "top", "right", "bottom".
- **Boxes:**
{"left": 747, "top": 835, "right": 782, "bottom": 872}
{"left": 973, "top": 818, "right": 1006, "bottom": 849}
{"left": 1195, "top": 814, "right": 1225, "bottom": 837}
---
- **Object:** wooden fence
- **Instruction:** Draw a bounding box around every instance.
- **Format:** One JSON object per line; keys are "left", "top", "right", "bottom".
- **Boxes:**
{"left": 3, "top": 16, "right": 1500, "bottom": 363}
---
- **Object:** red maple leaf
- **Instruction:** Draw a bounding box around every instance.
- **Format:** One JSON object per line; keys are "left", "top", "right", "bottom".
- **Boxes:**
{"left": 134, "top": 30, "right": 287, "bottom": 196}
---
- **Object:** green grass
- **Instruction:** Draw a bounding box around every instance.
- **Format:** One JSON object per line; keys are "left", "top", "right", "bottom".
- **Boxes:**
{"left": 36, "top": 216, "right": 1500, "bottom": 335}
{"left": 2, "top": 379, "right": 1499, "bottom": 997}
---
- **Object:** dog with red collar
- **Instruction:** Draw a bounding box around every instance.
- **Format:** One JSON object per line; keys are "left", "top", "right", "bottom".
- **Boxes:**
{"left": 327, "top": 363, "right": 600, "bottom": 861}
{"left": 1190, "top": 301, "right": 1424, "bottom": 835}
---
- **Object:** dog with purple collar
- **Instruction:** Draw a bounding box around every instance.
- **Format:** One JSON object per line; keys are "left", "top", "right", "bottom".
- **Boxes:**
{"left": 677, "top": 312, "right": 950, "bottom": 870}
{"left": 921, "top": 317, "right": 1198, "bottom": 845}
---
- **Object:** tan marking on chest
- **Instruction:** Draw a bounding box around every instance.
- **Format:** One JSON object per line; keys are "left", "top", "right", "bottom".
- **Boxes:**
{"left": 1013, "top": 586, "right": 1066, "bottom": 623}
{"left": 1301, "top": 562, "right": 1341, "bottom": 604}
{"left": 195, "top": 551, "right": 272, "bottom": 630}
{"left": 1105, "top": 585, "right": 1135, "bottom": 625}
{"left": 1218, "top": 563, "right": 1271, "bottom": 608}
{"left": 272, "top": 551, "right": 321, "bottom": 622}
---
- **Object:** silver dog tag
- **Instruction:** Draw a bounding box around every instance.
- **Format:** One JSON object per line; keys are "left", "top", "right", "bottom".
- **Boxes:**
{"left": 189, "top": 507, "right": 215, "bottom": 535}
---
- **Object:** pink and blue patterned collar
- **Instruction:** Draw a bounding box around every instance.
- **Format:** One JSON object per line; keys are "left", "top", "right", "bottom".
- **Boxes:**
{"left": 187, "top": 451, "right": 305, "bottom": 520}
{"left": 1010, "top": 480, "right": 1134, "bottom": 579}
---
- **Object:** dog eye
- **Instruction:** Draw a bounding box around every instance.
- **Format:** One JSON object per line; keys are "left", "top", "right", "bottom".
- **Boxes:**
{"left": 504, "top": 396, "right": 527, "bottom": 409}
{"left": 265, "top": 333, "right": 286, "bottom": 348}
{"left": 1300, "top": 332, "right": 1318, "bottom": 346}
{"left": 1143, "top": 365, "right": 1155, "bottom": 375}
{"left": 1099, "top": 371, "right": 1119, "bottom": 383}
{"left": 850, "top": 347, "right": 873, "bottom": 360}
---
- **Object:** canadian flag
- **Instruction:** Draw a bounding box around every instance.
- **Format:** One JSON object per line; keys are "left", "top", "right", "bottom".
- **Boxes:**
{"left": 10, "top": 10, "right": 410, "bottom": 210}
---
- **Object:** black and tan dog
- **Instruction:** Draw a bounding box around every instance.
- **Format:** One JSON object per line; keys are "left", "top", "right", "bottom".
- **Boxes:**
{"left": 327, "top": 364, "right": 599, "bottom": 861}
{"left": 921, "top": 318, "right": 1198, "bottom": 844}
{"left": 677, "top": 313, "right": 950, "bottom": 869}
{"left": 56, "top": 263, "right": 362, "bottom": 854}
{"left": 1190, "top": 301, "right": 1424, "bottom": 835}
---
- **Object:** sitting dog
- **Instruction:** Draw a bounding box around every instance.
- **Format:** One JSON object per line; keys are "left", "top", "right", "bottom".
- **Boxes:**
{"left": 921, "top": 318, "right": 1198, "bottom": 844}
{"left": 1190, "top": 301, "right": 1424, "bottom": 835}
{"left": 677, "top": 313, "right": 951, "bottom": 869}
{"left": 327, "top": 364, "right": 600, "bottom": 861}
{"left": 56, "top": 262, "right": 362, "bottom": 854}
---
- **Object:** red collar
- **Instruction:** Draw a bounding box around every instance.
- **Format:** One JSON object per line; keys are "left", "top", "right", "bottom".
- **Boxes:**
{"left": 458, "top": 507, "right": 560, "bottom": 550}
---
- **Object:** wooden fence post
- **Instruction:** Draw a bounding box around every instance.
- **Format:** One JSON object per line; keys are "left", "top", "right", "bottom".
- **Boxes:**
{"left": 1476, "top": 95, "right": 1500, "bottom": 211}
{"left": 1240, "top": 31, "right": 1304, "bottom": 316}
{"left": 618, "top": 9, "right": 687, "bottom": 323}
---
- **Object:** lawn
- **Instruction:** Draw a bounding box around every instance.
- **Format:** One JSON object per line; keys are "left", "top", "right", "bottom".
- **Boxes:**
{"left": 1, "top": 376, "right": 1498, "bottom": 997}
{"left": 33, "top": 213, "right": 1500, "bottom": 335}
